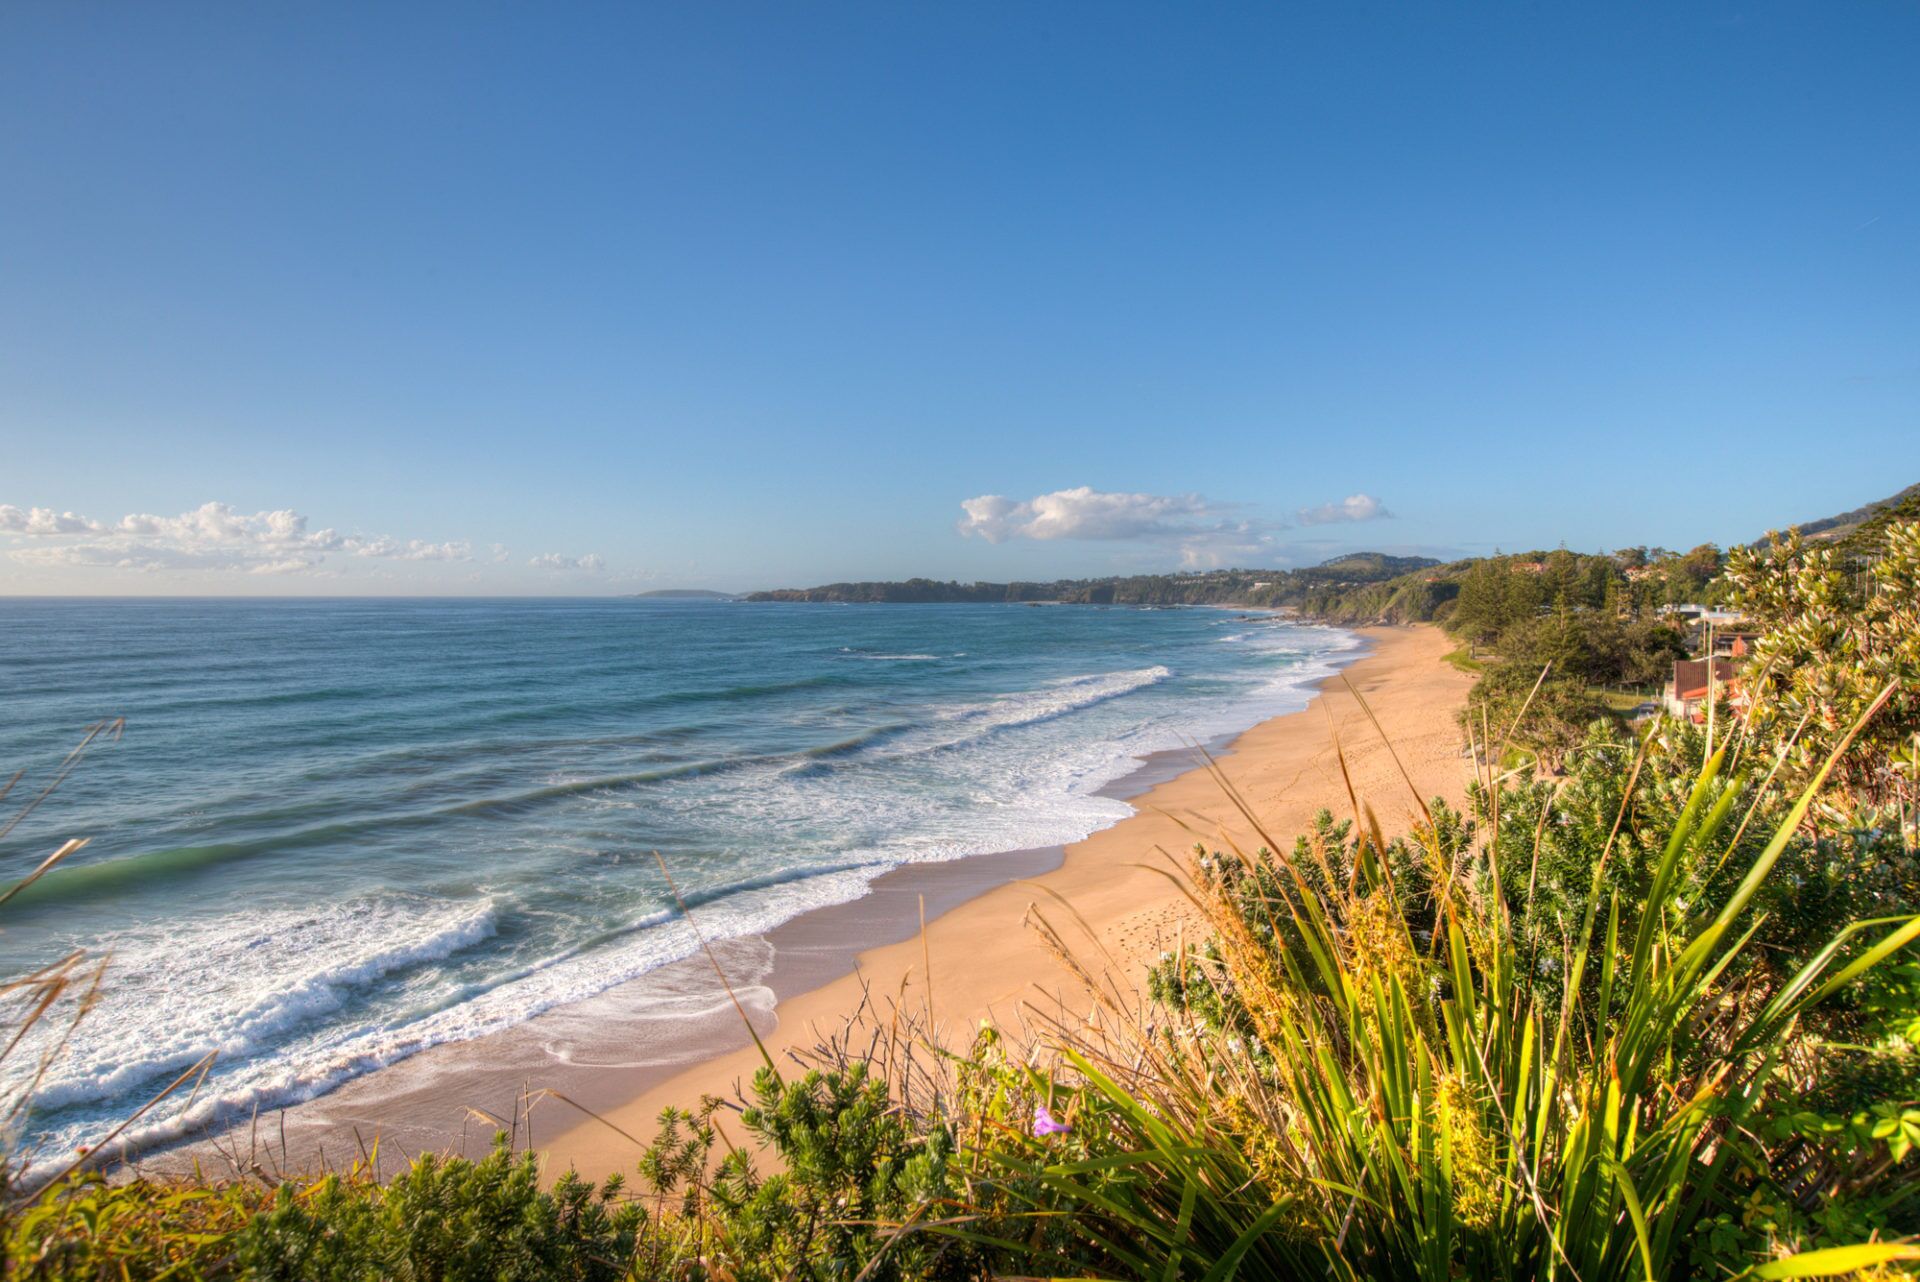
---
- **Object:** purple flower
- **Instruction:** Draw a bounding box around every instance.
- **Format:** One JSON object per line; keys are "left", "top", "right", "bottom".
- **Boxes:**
{"left": 1032, "top": 1104, "right": 1071, "bottom": 1137}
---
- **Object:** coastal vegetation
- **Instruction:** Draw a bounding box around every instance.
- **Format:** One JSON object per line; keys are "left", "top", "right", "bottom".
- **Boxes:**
{"left": 1776, "top": 482, "right": 1920, "bottom": 552}
{"left": 5, "top": 511, "right": 1918, "bottom": 1279}
{"left": 742, "top": 553, "right": 1442, "bottom": 606}
{"left": 1725, "top": 521, "right": 1920, "bottom": 818}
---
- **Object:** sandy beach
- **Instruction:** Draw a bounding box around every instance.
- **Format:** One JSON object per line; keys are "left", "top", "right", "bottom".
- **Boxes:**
{"left": 144, "top": 621, "right": 1470, "bottom": 1182}
{"left": 540, "top": 622, "right": 1472, "bottom": 1180}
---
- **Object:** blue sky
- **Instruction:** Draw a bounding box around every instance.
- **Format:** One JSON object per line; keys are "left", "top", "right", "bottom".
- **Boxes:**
{"left": 2, "top": 2, "right": 1915, "bottom": 594}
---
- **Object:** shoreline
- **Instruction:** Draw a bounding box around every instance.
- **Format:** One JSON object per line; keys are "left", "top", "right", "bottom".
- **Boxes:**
{"left": 148, "top": 621, "right": 1468, "bottom": 1183}
{"left": 539, "top": 621, "right": 1471, "bottom": 1179}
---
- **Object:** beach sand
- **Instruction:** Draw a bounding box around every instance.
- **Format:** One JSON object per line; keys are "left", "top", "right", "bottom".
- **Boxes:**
{"left": 540, "top": 622, "right": 1473, "bottom": 1180}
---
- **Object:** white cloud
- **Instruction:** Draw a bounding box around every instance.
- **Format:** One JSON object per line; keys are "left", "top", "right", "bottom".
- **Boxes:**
{"left": 1295, "top": 493, "right": 1392, "bottom": 525}
{"left": 0, "top": 505, "right": 108, "bottom": 536}
{"left": 2, "top": 499, "right": 474, "bottom": 577}
{"left": 529, "top": 552, "right": 606, "bottom": 572}
{"left": 489, "top": 543, "right": 512, "bottom": 563}
{"left": 248, "top": 557, "right": 329, "bottom": 576}
{"left": 1177, "top": 524, "right": 1280, "bottom": 569}
{"left": 957, "top": 487, "right": 1223, "bottom": 543}
{"left": 113, "top": 502, "right": 320, "bottom": 546}
{"left": 8, "top": 542, "right": 327, "bottom": 575}
{"left": 346, "top": 536, "right": 473, "bottom": 561}
{"left": 956, "top": 486, "right": 1289, "bottom": 567}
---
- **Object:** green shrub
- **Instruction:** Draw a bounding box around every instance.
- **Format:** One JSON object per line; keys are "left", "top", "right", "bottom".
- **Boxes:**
{"left": 695, "top": 1063, "right": 969, "bottom": 1281}
{"left": 5, "top": 1172, "right": 263, "bottom": 1280}
{"left": 972, "top": 711, "right": 1920, "bottom": 1280}
{"left": 1727, "top": 518, "right": 1920, "bottom": 816}
{"left": 236, "top": 1139, "right": 637, "bottom": 1281}
{"left": 7, "top": 1141, "right": 637, "bottom": 1281}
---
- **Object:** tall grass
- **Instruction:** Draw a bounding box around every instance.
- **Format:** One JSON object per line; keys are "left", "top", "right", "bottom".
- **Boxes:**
{"left": 964, "top": 686, "right": 1920, "bottom": 1280}
{"left": 1, "top": 720, "right": 127, "bottom": 1204}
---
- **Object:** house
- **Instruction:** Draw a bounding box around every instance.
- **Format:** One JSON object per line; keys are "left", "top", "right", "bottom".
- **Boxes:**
{"left": 1657, "top": 606, "right": 1753, "bottom": 654}
{"left": 1659, "top": 605, "right": 1748, "bottom": 627}
{"left": 1662, "top": 656, "right": 1741, "bottom": 722}
{"left": 1712, "top": 631, "right": 1759, "bottom": 659}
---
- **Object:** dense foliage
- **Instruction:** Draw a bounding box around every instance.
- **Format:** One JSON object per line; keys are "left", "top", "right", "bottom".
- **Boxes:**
{"left": 7, "top": 1074, "right": 980, "bottom": 1281}
{"left": 1726, "top": 520, "right": 1920, "bottom": 816}
{"left": 744, "top": 555, "right": 1442, "bottom": 606}
{"left": 1145, "top": 721, "right": 1920, "bottom": 1272}
{"left": 8, "top": 1141, "right": 639, "bottom": 1281}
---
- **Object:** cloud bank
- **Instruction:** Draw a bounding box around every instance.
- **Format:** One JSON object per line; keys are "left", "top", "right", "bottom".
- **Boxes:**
{"left": 529, "top": 552, "right": 606, "bottom": 572}
{"left": 1296, "top": 493, "right": 1391, "bottom": 525}
{"left": 953, "top": 485, "right": 1400, "bottom": 569}
{"left": 956, "top": 487, "right": 1221, "bottom": 543}
{"left": 956, "top": 486, "right": 1285, "bottom": 569}
{"left": 348, "top": 536, "right": 473, "bottom": 561}
{"left": 1, "top": 500, "right": 477, "bottom": 577}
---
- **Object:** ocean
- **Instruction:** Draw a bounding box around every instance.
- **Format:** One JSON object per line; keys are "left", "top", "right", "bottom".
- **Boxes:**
{"left": 0, "top": 597, "right": 1357, "bottom": 1162}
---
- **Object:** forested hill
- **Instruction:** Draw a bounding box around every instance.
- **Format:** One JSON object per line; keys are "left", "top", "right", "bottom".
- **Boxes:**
{"left": 744, "top": 545, "right": 1730, "bottom": 625}
{"left": 742, "top": 554, "right": 1440, "bottom": 607}
{"left": 1770, "top": 481, "right": 1920, "bottom": 551}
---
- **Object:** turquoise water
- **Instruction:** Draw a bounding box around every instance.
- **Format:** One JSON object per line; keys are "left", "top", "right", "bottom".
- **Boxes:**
{"left": 0, "top": 598, "right": 1356, "bottom": 1160}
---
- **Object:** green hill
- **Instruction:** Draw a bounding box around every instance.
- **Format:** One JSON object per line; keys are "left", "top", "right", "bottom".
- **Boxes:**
{"left": 1762, "top": 481, "right": 1920, "bottom": 548}
{"left": 743, "top": 554, "right": 1441, "bottom": 607}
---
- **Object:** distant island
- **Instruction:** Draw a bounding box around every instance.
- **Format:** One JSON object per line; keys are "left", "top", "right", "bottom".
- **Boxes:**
{"left": 628, "top": 589, "right": 739, "bottom": 600}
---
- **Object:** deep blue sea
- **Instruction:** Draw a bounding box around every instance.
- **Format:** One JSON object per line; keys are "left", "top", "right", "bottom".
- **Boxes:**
{"left": 0, "top": 598, "right": 1355, "bottom": 1160}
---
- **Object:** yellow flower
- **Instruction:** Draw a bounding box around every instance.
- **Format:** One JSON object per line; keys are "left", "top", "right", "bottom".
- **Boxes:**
{"left": 1434, "top": 1072, "right": 1499, "bottom": 1232}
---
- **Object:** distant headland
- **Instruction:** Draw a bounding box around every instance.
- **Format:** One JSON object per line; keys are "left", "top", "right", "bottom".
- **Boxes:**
{"left": 743, "top": 553, "right": 1441, "bottom": 611}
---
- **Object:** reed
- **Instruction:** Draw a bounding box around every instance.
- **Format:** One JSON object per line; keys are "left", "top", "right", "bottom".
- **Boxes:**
{"left": 1, "top": 720, "right": 125, "bottom": 1205}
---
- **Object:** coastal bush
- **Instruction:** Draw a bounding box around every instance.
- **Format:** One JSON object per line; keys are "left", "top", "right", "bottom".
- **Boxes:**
{"left": 1453, "top": 600, "right": 1689, "bottom": 771}
{"left": 1461, "top": 659, "right": 1612, "bottom": 770}
{"left": 5, "top": 1172, "right": 262, "bottom": 1280}
{"left": 236, "top": 1140, "right": 639, "bottom": 1282}
{"left": 1726, "top": 518, "right": 1920, "bottom": 817}
{"left": 960, "top": 698, "right": 1920, "bottom": 1280}
{"left": 6, "top": 1142, "right": 638, "bottom": 1281}
{"left": 1469, "top": 719, "right": 1919, "bottom": 1030}
{"left": 5, "top": 1072, "right": 987, "bottom": 1281}
{"left": 1492, "top": 609, "right": 1688, "bottom": 688}
{"left": 618, "top": 1063, "right": 981, "bottom": 1282}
